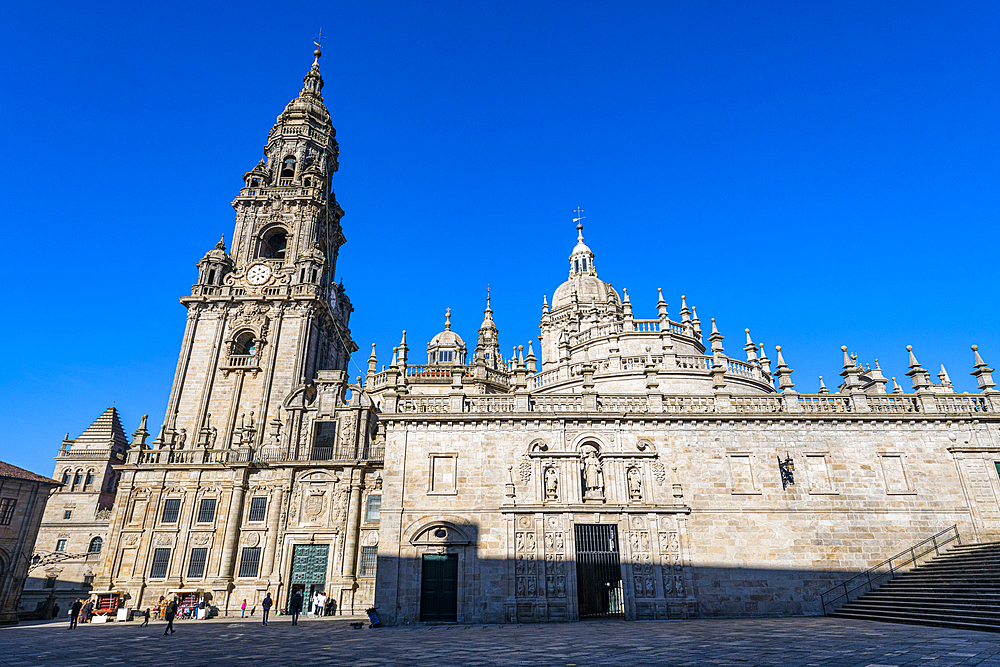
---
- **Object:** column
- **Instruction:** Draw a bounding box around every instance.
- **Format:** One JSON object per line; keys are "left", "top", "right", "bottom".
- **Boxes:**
{"left": 339, "top": 470, "right": 365, "bottom": 613}
{"left": 261, "top": 487, "right": 284, "bottom": 577}
{"left": 217, "top": 469, "right": 248, "bottom": 581}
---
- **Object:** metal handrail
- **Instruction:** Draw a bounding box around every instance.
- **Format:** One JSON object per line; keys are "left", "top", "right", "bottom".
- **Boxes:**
{"left": 819, "top": 525, "right": 960, "bottom": 615}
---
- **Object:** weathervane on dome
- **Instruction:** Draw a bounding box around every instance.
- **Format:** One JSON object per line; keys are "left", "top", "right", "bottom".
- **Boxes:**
{"left": 312, "top": 29, "right": 325, "bottom": 61}
{"left": 573, "top": 207, "right": 585, "bottom": 240}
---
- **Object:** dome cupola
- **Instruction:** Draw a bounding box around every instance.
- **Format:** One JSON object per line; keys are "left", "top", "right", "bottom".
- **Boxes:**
{"left": 427, "top": 308, "right": 466, "bottom": 365}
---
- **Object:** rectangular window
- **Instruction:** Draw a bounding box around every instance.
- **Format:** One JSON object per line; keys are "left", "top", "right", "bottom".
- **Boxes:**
{"left": 63, "top": 510, "right": 72, "bottom": 520}
{"left": 365, "top": 495, "right": 381, "bottom": 523}
{"left": 439, "top": 350, "right": 453, "bottom": 363}
{"left": 428, "top": 454, "right": 458, "bottom": 495}
{"left": 247, "top": 497, "right": 267, "bottom": 522}
{"left": 161, "top": 498, "right": 181, "bottom": 523}
{"left": 83, "top": 575, "right": 94, "bottom": 585}
{"left": 150, "top": 548, "right": 171, "bottom": 578}
{"left": 55, "top": 539, "right": 67, "bottom": 552}
{"left": 197, "top": 498, "right": 216, "bottom": 523}
{"left": 187, "top": 548, "right": 208, "bottom": 578}
{"left": 359, "top": 546, "right": 377, "bottom": 577}
{"left": 0, "top": 498, "right": 16, "bottom": 525}
{"left": 44, "top": 577, "right": 56, "bottom": 589}
{"left": 238, "top": 547, "right": 261, "bottom": 578}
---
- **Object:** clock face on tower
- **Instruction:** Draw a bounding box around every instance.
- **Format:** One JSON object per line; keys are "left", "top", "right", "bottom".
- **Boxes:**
{"left": 246, "top": 263, "right": 272, "bottom": 285}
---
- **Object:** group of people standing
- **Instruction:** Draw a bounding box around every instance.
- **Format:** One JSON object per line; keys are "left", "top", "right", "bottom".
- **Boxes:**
{"left": 66, "top": 598, "right": 92, "bottom": 629}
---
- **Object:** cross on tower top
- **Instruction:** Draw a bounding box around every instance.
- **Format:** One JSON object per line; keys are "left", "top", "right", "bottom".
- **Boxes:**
{"left": 314, "top": 29, "right": 325, "bottom": 49}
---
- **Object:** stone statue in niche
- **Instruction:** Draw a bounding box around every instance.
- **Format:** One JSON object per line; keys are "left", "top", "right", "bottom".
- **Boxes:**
{"left": 582, "top": 451, "right": 605, "bottom": 501}
{"left": 544, "top": 466, "right": 558, "bottom": 501}
{"left": 627, "top": 467, "right": 642, "bottom": 502}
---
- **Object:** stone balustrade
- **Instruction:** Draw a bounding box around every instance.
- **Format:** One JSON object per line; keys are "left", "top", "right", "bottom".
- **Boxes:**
{"left": 384, "top": 389, "right": 1000, "bottom": 417}
{"left": 126, "top": 443, "right": 385, "bottom": 467}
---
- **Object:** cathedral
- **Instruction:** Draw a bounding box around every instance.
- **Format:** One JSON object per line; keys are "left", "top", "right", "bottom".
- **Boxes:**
{"left": 20, "top": 48, "right": 1000, "bottom": 625}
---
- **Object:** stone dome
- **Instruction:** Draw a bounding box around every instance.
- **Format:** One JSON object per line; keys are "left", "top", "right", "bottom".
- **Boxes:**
{"left": 552, "top": 274, "right": 621, "bottom": 311}
{"left": 430, "top": 328, "right": 465, "bottom": 348}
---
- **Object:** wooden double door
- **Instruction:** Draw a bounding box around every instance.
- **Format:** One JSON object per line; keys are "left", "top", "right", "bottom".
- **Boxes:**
{"left": 419, "top": 553, "right": 457, "bottom": 622}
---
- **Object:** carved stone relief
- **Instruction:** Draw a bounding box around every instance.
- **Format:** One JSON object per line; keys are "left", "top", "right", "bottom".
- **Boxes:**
{"left": 514, "top": 523, "right": 537, "bottom": 598}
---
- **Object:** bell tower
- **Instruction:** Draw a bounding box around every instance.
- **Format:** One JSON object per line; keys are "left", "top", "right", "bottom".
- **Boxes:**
{"left": 158, "top": 46, "right": 358, "bottom": 454}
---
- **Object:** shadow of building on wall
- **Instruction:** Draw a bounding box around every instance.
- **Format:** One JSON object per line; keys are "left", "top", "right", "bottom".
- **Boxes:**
{"left": 373, "top": 517, "right": 876, "bottom": 625}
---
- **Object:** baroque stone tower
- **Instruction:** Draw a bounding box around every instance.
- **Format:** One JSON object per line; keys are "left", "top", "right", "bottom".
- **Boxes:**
{"left": 162, "top": 47, "right": 357, "bottom": 454}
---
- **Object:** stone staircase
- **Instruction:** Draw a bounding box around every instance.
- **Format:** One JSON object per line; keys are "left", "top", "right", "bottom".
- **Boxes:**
{"left": 829, "top": 541, "right": 1000, "bottom": 632}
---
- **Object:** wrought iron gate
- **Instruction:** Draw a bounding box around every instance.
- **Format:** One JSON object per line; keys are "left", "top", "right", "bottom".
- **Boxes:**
{"left": 574, "top": 524, "right": 623, "bottom": 619}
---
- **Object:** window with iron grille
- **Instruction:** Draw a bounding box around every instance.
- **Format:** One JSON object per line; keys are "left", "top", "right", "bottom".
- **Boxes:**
{"left": 197, "top": 498, "right": 216, "bottom": 523}
{"left": 44, "top": 577, "right": 56, "bottom": 589}
{"left": 150, "top": 548, "right": 171, "bottom": 578}
{"left": 247, "top": 497, "right": 267, "bottom": 522}
{"left": 88, "top": 537, "right": 102, "bottom": 554}
{"left": 359, "top": 546, "right": 377, "bottom": 577}
{"left": 161, "top": 499, "right": 181, "bottom": 523}
{"left": 55, "top": 539, "right": 67, "bottom": 552}
{"left": 0, "top": 498, "right": 16, "bottom": 525}
{"left": 187, "top": 548, "right": 208, "bottom": 578}
{"left": 238, "top": 547, "right": 261, "bottom": 578}
{"left": 365, "top": 495, "right": 381, "bottom": 523}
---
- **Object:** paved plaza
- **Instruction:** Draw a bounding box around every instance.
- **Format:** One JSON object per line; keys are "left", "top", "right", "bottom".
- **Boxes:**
{"left": 1, "top": 615, "right": 999, "bottom": 666}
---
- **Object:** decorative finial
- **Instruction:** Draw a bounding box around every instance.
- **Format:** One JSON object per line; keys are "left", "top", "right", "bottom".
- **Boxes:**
{"left": 216, "top": 235, "right": 226, "bottom": 251}
{"left": 444, "top": 307, "right": 451, "bottom": 330}
{"left": 313, "top": 29, "right": 325, "bottom": 60}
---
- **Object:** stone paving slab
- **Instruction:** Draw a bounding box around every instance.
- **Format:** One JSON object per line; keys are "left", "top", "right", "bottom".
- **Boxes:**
{"left": 2, "top": 616, "right": 1000, "bottom": 667}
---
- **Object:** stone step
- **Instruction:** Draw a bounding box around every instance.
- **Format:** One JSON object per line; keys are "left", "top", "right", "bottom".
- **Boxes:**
{"left": 829, "top": 610, "right": 1000, "bottom": 633}
{"left": 843, "top": 600, "right": 1000, "bottom": 618}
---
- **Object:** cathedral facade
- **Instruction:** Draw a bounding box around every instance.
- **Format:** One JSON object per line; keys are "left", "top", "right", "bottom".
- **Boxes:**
{"left": 23, "top": 49, "right": 1000, "bottom": 624}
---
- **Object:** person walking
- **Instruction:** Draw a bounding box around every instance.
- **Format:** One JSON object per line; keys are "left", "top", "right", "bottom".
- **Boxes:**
{"left": 163, "top": 599, "right": 177, "bottom": 635}
{"left": 241, "top": 599, "right": 247, "bottom": 618}
{"left": 261, "top": 593, "right": 272, "bottom": 626}
{"left": 140, "top": 608, "right": 150, "bottom": 626}
{"left": 51, "top": 604, "right": 60, "bottom": 620}
{"left": 69, "top": 599, "right": 82, "bottom": 629}
{"left": 289, "top": 590, "right": 303, "bottom": 626}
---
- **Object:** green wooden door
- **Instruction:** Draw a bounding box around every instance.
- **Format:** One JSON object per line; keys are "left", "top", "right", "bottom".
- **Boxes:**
{"left": 289, "top": 544, "right": 329, "bottom": 610}
{"left": 419, "top": 554, "right": 458, "bottom": 622}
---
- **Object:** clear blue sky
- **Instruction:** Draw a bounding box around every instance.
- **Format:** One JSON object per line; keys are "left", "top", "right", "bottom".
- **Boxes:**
{"left": 2, "top": 1, "right": 998, "bottom": 477}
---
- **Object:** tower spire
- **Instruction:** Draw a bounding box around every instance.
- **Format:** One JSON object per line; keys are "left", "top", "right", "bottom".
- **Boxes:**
{"left": 301, "top": 34, "right": 325, "bottom": 99}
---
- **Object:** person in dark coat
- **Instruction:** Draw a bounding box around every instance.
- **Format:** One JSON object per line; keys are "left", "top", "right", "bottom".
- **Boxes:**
{"left": 69, "top": 599, "right": 82, "bottom": 629}
{"left": 163, "top": 599, "right": 177, "bottom": 635}
{"left": 51, "top": 604, "right": 60, "bottom": 620}
{"left": 261, "top": 593, "right": 272, "bottom": 626}
{"left": 140, "top": 608, "right": 150, "bottom": 626}
{"left": 289, "top": 591, "right": 303, "bottom": 626}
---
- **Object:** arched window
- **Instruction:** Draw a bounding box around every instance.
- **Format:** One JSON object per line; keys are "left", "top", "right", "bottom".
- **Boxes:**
{"left": 73, "top": 472, "right": 82, "bottom": 490}
{"left": 258, "top": 229, "right": 287, "bottom": 260}
{"left": 61, "top": 471, "right": 69, "bottom": 487}
{"left": 279, "top": 156, "right": 296, "bottom": 185}
{"left": 232, "top": 331, "right": 256, "bottom": 356}
{"left": 88, "top": 537, "right": 103, "bottom": 554}
{"left": 85, "top": 471, "right": 94, "bottom": 489}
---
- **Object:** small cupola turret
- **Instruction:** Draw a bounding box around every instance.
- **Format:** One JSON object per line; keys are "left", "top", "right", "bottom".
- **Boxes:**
{"left": 197, "top": 235, "right": 234, "bottom": 287}
{"left": 427, "top": 308, "right": 467, "bottom": 365}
